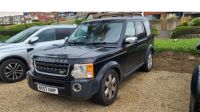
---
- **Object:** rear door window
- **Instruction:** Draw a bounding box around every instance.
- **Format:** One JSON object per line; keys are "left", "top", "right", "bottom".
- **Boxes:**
{"left": 144, "top": 21, "right": 151, "bottom": 36}
{"left": 125, "top": 22, "right": 136, "bottom": 38}
{"left": 134, "top": 21, "right": 146, "bottom": 40}
{"left": 55, "top": 28, "right": 75, "bottom": 40}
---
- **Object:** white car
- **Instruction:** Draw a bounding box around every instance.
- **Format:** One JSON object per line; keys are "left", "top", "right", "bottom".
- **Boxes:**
{"left": 0, "top": 25, "right": 77, "bottom": 83}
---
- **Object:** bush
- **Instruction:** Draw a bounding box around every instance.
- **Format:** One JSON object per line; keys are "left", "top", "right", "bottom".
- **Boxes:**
{"left": 74, "top": 18, "right": 86, "bottom": 25}
{"left": 0, "top": 22, "right": 52, "bottom": 36}
{"left": 188, "top": 17, "right": 200, "bottom": 26}
{"left": 151, "top": 28, "right": 159, "bottom": 36}
{"left": 171, "top": 26, "right": 200, "bottom": 38}
{"left": 179, "top": 22, "right": 188, "bottom": 26}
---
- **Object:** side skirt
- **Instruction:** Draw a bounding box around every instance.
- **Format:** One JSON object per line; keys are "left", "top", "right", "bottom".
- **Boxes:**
{"left": 121, "top": 62, "right": 144, "bottom": 81}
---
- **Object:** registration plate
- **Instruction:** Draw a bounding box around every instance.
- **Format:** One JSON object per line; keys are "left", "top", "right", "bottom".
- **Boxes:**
{"left": 37, "top": 84, "right": 58, "bottom": 95}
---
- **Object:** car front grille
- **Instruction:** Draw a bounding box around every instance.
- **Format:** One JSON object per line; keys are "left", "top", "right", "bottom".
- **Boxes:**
{"left": 34, "top": 57, "right": 70, "bottom": 77}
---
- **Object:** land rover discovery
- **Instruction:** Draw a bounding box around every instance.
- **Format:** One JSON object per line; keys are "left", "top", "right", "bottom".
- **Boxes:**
{"left": 27, "top": 17, "right": 154, "bottom": 106}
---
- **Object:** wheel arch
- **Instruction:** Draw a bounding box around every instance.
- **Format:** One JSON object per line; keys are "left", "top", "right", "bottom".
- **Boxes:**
{"left": 148, "top": 44, "right": 154, "bottom": 54}
{"left": 93, "top": 61, "right": 122, "bottom": 94}
{"left": 0, "top": 55, "right": 29, "bottom": 70}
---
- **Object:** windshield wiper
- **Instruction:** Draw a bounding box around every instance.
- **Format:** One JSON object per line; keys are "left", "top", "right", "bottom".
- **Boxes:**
{"left": 67, "top": 42, "right": 87, "bottom": 45}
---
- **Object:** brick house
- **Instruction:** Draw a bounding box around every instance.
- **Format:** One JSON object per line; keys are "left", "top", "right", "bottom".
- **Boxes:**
{"left": 28, "top": 12, "right": 56, "bottom": 22}
{"left": 0, "top": 16, "right": 13, "bottom": 25}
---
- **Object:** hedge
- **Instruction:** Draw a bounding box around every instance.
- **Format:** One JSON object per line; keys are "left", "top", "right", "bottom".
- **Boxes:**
{"left": 171, "top": 26, "right": 200, "bottom": 38}
{"left": 0, "top": 22, "right": 52, "bottom": 36}
{"left": 0, "top": 35, "right": 10, "bottom": 42}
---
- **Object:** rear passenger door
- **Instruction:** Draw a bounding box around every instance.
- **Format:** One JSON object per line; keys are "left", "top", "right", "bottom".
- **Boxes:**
{"left": 134, "top": 21, "right": 149, "bottom": 64}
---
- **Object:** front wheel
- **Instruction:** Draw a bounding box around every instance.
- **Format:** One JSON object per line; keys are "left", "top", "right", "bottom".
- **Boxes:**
{"left": 0, "top": 59, "right": 27, "bottom": 83}
{"left": 92, "top": 69, "right": 119, "bottom": 106}
{"left": 141, "top": 51, "right": 153, "bottom": 72}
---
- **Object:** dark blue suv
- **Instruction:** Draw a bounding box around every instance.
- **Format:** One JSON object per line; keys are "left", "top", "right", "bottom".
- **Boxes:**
{"left": 27, "top": 17, "right": 154, "bottom": 106}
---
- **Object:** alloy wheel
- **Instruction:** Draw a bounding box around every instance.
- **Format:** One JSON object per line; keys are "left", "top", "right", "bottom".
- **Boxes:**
{"left": 4, "top": 63, "right": 24, "bottom": 80}
{"left": 104, "top": 73, "right": 117, "bottom": 100}
{"left": 147, "top": 53, "right": 153, "bottom": 69}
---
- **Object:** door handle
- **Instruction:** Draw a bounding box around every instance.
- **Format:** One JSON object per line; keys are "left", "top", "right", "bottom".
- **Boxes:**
{"left": 27, "top": 48, "right": 34, "bottom": 52}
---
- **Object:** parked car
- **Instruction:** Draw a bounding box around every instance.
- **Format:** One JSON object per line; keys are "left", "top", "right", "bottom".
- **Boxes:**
{"left": 190, "top": 43, "right": 200, "bottom": 112}
{"left": 27, "top": 17, "right": 154, "bottom": 106}
{"left": 0, "top": 25, "right": 77, "bottom": 83}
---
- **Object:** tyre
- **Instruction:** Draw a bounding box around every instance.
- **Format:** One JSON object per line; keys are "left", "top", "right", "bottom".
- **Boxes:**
{"left": 92, "top": 69, "right": 119, "bottom": 106}
{"left": 0, "top": 59, "right": 27, "bottom": 83}
{"left": 141, "top": 50, "right": 153, "bottom": 72}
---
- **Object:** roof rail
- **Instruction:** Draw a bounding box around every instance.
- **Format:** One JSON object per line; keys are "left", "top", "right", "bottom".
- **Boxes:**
{"left": 85, "top": 12, "right": 142, "bottom": 19}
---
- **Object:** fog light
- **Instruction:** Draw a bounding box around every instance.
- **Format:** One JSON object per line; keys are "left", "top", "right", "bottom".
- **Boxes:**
{"left": 72, "top": 83, "right": 82, "bottom": 92}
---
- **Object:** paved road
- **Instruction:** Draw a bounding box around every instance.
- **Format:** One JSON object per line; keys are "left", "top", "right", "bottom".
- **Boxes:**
{"left": 0, "top": 70, "right": 191, "bottom": 112}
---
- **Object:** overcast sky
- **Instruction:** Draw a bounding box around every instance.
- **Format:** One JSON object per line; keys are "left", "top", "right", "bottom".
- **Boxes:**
{"left": 0, "top": 12, "right": 23, "bottom": 17}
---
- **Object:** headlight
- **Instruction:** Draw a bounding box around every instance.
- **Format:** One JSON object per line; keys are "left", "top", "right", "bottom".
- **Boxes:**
{"left": 71, "top": 64, "right": 94, "bottom": 79}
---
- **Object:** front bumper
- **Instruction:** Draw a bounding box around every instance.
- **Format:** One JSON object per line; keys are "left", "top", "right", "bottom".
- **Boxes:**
{"left": 26, "top": 71, "right": 97, "bottom": 100}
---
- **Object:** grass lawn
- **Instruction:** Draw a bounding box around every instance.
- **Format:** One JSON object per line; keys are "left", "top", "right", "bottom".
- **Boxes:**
{"left": 155, "top": 38, "right": 200, "bottom": 54}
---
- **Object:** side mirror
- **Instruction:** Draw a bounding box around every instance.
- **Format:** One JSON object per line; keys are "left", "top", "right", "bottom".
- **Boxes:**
{"left": 125, "top": 37, "right": 138, "bottom": 44}
{"left": 29, "top": 37, "right": 39, "bottom": 44}
{"left": 196, "top": 42, "right": 200, "bottom": 50}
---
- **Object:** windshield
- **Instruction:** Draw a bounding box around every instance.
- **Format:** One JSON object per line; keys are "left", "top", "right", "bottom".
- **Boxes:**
{"left": 68, "top": 22, "right": 123, "bottom": 44}
{"left": 5, "top": 27, "right": 39, "bottom": 43}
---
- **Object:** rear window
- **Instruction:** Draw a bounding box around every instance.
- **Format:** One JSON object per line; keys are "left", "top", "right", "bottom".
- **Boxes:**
{"left": 55, "top": 28, "right": 75, "bottom": 40}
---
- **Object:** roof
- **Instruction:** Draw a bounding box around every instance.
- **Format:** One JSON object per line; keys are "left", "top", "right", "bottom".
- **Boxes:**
{"left": 84, "top": 16, "right": 148, "bottom": 23}
{"left": 31, "top": 24, "right": 77, "bottom": 29}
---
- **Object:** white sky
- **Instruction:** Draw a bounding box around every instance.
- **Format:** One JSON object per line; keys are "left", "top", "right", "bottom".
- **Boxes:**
{"left": 0, "top": 12, "right": 23, "bottom": 17}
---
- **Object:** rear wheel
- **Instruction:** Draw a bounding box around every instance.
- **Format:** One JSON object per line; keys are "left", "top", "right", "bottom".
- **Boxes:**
{"left": 0, "top": 59, "right": 27, "bottom": 83}
{"left": 92, "top": 69, "right": 119, "bottom": 106}
{"left": 141, "top": 50, "right": 153, "bottom": 72}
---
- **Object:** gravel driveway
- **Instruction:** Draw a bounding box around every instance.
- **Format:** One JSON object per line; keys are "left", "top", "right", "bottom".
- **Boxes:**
{"left": 0, "top": 70, "right": 191, "bottom": 112}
